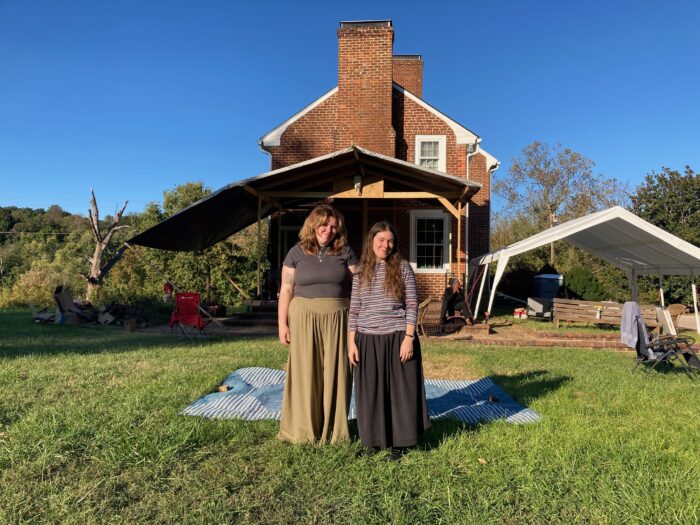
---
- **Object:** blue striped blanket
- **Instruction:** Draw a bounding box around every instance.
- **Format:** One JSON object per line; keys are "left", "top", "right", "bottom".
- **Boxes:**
{"left": 181, "top": 367, "right": 540, "bottom": 424}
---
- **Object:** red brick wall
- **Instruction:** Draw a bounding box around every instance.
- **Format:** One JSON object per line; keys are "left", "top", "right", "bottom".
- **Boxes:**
{"left": 392, "top": 90, "right": 466, "bottom": 176}
{"left": 336, "top": 25, "right": 395, "bottom": 156}
{"left": 269, "top": 94, "right": 338, "bottom": 170}
{"left": 392, "top": 56, "right": 423, "bottom": 97}
{"left": 265, "top": 24, "right": 492, "bottom": 298}
{"left": 467, "top": 152, "right": 491, "bottom": 260}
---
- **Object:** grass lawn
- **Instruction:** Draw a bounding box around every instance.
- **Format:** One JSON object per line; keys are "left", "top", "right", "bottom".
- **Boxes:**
{"left": 1, "top": 307, "right": 699, "bottom": 524}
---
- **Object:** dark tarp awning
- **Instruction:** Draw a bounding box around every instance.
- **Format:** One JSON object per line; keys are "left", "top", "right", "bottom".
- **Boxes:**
{"left": 128, "top": 145, "right": 482, "bottom": 252}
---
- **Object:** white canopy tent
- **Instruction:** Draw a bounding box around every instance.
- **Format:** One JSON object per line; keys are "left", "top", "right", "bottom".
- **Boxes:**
{"left": 468, "top": 206, "right": 700, "bottom": 333}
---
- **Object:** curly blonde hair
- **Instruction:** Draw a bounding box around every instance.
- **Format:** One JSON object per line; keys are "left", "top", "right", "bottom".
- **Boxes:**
{"left": 298, "top": 204, "right": 348, "bottom": 256}
{"left": 358, "top": 222, "right": 404, "bottom": 300}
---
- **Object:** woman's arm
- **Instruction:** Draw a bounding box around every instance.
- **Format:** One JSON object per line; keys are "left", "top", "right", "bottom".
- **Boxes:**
{"left": 348, "top": 273, "right": 361, "bottom": 365}
{"left": 400, "top": 262, "right": 418, "bottom": 363}
{"left": 278, "top": 266, "right": 295, "bottom": 345}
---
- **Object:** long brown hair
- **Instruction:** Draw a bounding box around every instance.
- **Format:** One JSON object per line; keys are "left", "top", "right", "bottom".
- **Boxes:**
{"left": 298, "top": 204, "right": 348, "bottom": 256}
{"left": 359, "top": 221, "right": 404, "bottom": 300}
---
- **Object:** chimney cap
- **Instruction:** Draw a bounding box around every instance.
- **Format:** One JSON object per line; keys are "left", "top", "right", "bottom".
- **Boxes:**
{"left": 339, "top": 20, "right": 392, "bottom": 29}
{"left": 394, "top": 54, "right": 422, "bottom": 60}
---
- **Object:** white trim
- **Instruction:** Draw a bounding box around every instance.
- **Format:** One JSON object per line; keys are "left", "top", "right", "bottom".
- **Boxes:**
{"left": 259, "top": 87, "right": 338, "bottom": 147}
{"left": 415, "top": 135, "right": 446, "bottom": 172}
{"left": 410, "top": 209, "right": 451, "bottom": 273}
{"left": 478, "top": 147, "right": 500, "bottom": 171}
{"left": 393, "top": 82, "right": 480, "bottom": 145}
{"left": 260, "top": 82, "right": 482, "bottom": 149}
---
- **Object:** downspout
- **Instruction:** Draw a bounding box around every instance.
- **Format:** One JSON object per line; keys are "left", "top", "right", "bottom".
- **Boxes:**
{"left": 486, "top": 161, "right": 500, "bottom": 253}
{"left": 464, "top": 139, "right": 480, "bottom": 283}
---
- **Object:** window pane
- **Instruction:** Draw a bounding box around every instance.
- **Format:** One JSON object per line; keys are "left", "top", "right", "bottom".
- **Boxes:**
{"left": 420, "top": 141, "right": 439, "bottom": 157}
{"left": 415, "top": 217, "right": 445, "bottom": 269}
{"left": 419, "top": 158, "right": 438, "bottom": 169}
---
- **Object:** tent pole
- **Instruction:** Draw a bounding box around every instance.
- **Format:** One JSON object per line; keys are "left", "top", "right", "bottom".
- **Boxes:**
{"left": 474, "top": 263, "right": 488, "bottom": 320}
{"left": 256, "top": 197, "right": 262, "bottom": 299}
{"left": 659, "top": 275, "right": 665, "bottom": 307}
{"left": 628, "top": 269, "right": 638, "bottom": 302}
{"left": 486, "top": 256, "right": 509, "bottom": 316}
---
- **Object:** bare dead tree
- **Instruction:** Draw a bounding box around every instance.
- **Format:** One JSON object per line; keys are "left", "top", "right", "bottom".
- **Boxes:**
{"left": 86, "top": 189, "right": 128, "bottom": 301}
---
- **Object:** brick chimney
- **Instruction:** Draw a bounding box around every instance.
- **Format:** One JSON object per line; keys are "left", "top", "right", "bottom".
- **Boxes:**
{"left": 336, "top": 20, "right": 396, "bottom": 156}
{"left": 393, "top": 55, "right": 423, "bottom": 98}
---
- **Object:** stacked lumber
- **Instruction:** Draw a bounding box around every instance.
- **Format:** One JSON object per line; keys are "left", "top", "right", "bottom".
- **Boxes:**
{"left": 553, "top": 298, "right": 659, "bottom": 328}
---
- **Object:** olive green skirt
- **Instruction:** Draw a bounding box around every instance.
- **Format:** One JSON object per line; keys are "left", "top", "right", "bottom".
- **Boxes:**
{"left": 278, "top": 297, "right": 351, "bottom": 444}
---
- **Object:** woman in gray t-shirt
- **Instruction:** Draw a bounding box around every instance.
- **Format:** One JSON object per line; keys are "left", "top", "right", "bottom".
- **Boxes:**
{"left": 277, "top": 204, "right": 359, "bottom": 443}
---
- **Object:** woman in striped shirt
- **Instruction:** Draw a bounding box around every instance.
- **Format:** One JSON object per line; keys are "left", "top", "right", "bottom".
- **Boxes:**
{"left": 348, "top": 221, "right": 430, "bottom": 459}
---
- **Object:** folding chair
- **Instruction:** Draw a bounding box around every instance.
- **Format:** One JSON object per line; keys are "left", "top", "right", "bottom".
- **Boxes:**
{"left": 622, "top": 302, "right": 698, "bottom": 378}
{"left": 169, "top": 292, "right": 209, "bottom": 339}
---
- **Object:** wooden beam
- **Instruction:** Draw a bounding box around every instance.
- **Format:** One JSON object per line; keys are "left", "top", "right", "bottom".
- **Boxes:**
{"left": 244, "top": 184, "right": 282, "bottom": 210}
{"left": 256, "top": 197, "right": 262, "bottom": 298}
{"left": 386, "top": 191, "right": 461, "bottom": 199}
{"left": 457, "top": 202, "right": 462, "bottom": 279}
{"left": 256, "top": 158, "right": 356, "bottom": 190}
{"left": 437, "top": 197, "right": 460, "bottom": 219}
{"left": 333, "top": 180, "right": 384, "bottom": 198}
{"left": 260, "top": 191, "right": 332, "bottom": 198}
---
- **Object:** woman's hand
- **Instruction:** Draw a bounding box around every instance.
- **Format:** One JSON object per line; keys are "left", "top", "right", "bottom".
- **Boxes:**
{"left": 348, "top": 338, "right": 359, "bottom": 366}
{"left": 279, "top": 323, "right": 291, "bottom": 346}
{"left": 399, "top": 336, "right": 414, "bottom": 363}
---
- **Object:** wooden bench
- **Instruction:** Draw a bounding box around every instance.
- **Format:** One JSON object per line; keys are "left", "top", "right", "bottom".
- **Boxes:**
{"left": 553, "top": 298, "right": 660, "bottom": 329}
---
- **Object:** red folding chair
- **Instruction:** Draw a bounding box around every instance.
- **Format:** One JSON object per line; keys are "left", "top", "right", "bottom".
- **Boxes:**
{"left": 169, "top": 292, "right": 209, "bottom": 339}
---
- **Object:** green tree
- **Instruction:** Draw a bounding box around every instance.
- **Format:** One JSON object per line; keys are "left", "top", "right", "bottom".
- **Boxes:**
{"left": 494, "top": 141, "right": 629, "bottom": 266}
{"left": 631, "top": 166, "right": 699, "bottom": 305}
{"left": 495, "top": 141, "right": 630, "bottom": 228}
{"left": 631, "top": 166, "right": 699, "bottom": 246}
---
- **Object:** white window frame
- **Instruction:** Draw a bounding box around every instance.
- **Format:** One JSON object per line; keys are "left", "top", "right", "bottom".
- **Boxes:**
{"left": 410, "top": 210, "right": 451, "bottom": 274}
{"left": 415, "top": 135, "right": 447, "bottom": 172}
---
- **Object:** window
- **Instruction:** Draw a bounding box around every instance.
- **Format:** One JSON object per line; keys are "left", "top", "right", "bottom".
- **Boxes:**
{"left": 410, "top": 210, "right": 450, "bottom": 272}
{"left": 415, "top": 135, "right": 446, "bottom": 172}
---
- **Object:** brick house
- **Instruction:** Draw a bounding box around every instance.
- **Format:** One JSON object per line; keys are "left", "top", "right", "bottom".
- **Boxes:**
{"left": 258, "top": 20, "right": 499, "bottom": 301}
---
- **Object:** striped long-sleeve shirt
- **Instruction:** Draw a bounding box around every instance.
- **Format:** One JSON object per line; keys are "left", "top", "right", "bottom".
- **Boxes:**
{"left": 349, "top": 260, "right": 418, "bottom": 334}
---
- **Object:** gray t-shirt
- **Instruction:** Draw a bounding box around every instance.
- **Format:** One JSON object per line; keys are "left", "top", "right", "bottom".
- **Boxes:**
{"left": 283, "top": 243, "right": 359, "bottom": 299}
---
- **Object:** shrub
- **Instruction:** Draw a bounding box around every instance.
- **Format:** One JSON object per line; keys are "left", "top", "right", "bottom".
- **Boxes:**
{"left": 564, "top": 266, "right": 606, "bottom": 301}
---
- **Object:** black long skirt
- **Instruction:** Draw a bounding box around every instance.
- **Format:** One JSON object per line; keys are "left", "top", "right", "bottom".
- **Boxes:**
{"left": 354, "top": 331, "right": 430, "bottom": 449}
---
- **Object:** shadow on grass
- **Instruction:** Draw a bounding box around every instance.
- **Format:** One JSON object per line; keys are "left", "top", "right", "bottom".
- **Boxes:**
{"left": 416, "top": 369, "right": 571, "bottom": 450}
{"left": 0, "top": 309, "right": 250, "bottom": 359}
{"left": 490, "top": 369, "right": 572, "bottom": 404}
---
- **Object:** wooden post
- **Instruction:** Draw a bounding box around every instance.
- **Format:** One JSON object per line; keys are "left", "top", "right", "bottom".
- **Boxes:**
{"left": 277, "top": 210, "right": 282, "bottom": 269}
{"left": 362, "top": 200, "right": 368, "bottom": 238}
{"left": 457, "top": 202, "right": 462, "bottom": 280}
{"left": 256, "top": 197, "right": 262, "bottom": 299}
{"left": 276, "top": 210, "right": 282, "bottom": 300}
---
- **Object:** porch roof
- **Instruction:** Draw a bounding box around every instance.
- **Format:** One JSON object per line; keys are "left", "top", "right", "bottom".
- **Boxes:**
{"left": 128, "top": 145, "right": 482, "bottom": 252}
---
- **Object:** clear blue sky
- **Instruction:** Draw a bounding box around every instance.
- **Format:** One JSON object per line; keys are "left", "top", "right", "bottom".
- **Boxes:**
{"left": 1, "top": 0, "right": 698, "bottom": 217}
